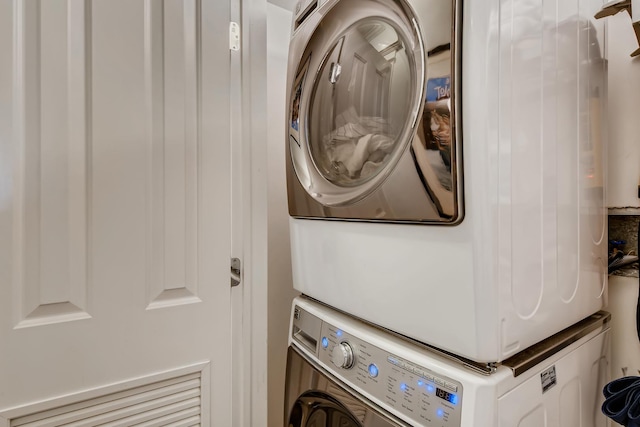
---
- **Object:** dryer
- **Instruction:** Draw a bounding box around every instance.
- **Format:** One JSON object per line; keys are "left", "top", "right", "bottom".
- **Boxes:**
{"left": 285, "top": 0, "right": 607, "bottom": 363}
{"left": 285, "top": 296, "right": 611, "bottom": 427}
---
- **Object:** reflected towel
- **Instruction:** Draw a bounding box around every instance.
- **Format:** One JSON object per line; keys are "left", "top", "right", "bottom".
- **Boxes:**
{"left": 602, "top": 376, "right": 640, "bottom": 426}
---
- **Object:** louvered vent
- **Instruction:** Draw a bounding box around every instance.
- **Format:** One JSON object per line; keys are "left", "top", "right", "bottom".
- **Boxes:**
{"left": 10, "top": 372, "right": 202, "bottom": 427}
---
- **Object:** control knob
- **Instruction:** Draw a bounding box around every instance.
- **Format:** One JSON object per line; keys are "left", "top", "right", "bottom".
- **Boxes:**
{"left": 331, "top": 342, "right": 355, "bottom": 369}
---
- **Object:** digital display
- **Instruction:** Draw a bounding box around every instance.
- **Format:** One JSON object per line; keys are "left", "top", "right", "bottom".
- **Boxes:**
{"left": 436, "top": 387, "right": 458, "bottom": 405}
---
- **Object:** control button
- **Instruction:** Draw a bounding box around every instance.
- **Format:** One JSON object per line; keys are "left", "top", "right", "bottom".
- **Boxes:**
{"left": 435, "top": 377, "right": 445, "bottom": 387}
{"left": 445, "top": 382, "right": 458, "bottom": 392}
{"left": 368, "top": 364, "right": 379, "bottom": 378}
{"left": 321, "top": 337, "right": 329, "bottom": 349}
{"left": 424, "top": 373, "right": 434, "bottom": 381}
{"left": 387, "top": 356, "right": 398, "bottom": 365}
{"left": 331, "top": 342, "right": 355, "bottom": 369}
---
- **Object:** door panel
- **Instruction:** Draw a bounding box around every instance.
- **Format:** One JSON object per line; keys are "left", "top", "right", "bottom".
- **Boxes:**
{"left": 12, "top": 0, "right": 91, "bottom": 328}
{"left": 0, "top": 0, "right": 232, "bottom": 424}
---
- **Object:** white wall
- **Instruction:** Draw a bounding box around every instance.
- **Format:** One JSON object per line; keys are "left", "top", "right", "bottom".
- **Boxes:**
{"left": 267, "top": 4, "right": 298, "bottom": 427}
{"left": 607, "top": 12, "right": 640, "bottom": 208}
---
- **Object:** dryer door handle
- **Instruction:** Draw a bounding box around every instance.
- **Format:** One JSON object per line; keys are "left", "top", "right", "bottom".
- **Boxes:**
{"left": 329, "top": 62, "right": 342, "bottom": 84}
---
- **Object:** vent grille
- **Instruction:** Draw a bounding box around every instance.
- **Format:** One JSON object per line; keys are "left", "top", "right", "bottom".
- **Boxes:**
{"left": 10, "top": 373, "right": 201, "bottom": 427}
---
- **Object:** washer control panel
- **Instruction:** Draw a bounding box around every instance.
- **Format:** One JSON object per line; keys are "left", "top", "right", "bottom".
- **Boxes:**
{"left": 292, "top": 304, "right": 463, "bottom": 427}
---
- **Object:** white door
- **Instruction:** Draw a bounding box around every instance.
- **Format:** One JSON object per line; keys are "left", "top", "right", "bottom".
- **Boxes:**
{"left": 0, "top": 0, "right": 233, "bottom": 425}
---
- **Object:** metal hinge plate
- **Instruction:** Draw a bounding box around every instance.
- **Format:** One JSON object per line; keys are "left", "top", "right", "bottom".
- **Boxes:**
{"left": 229, "top": 22, "right": 240, "bottom": 51}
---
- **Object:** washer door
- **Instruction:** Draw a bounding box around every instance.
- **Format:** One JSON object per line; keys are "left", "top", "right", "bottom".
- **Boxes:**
{"left": 288, "top": 0, "right": 425, "bottom": 207}
{"left": 288, "top": 391, "right": 362, "bottom": 427}
{"left": 285, "top": 347, "right": 406, "bottom": 427}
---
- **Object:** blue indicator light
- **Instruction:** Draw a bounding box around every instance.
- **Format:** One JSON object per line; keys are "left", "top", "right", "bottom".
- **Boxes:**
{"left": 451, "top": 394, "right": 458, "bottom": 405}
{"left": 437, "top": 409, "right": 444, "bottom": 418}
{"left": 321, "top": 337, "right": 329, "bottom": 349}
{"left": 368, "top": 364, "right": 379, "bottom": 378}
{"left": 427, "top": 384, "right": 435, "bottom": 393}
{"left": 417, "top": 380, "right": 424, "bottom": 387}
{"left": 400, "top": 383, "right": 407, "bottom": 392}
{"left": 336, "top": 329, "right": 343, "bottom": 337}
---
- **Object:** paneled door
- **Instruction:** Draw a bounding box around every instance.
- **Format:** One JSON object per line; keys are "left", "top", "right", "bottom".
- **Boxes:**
{"left": 0, "top": 0, "right": 233, "bottom": 425}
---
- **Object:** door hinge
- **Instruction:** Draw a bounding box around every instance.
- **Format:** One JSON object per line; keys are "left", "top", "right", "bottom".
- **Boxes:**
{"left": 229, "top": 22, "right": 240, "bottom": 51}
{"left": 231, "top": 257, "right": 241, "bottom": 287}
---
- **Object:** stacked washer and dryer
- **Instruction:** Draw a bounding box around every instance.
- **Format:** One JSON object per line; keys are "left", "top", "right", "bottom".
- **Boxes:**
{"left": 283, "top": 0, "right": 610, "bottom": 425}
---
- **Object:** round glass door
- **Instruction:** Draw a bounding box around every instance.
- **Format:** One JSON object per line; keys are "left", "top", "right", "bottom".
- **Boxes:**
{"left": 308, "top": 19, "right": 413, "bottom": 187}
{"left": 289, "top": 0, "right": 425, "bottom": 206}
{"left": 288, "top": 391, "right": 362, "bottom": 427}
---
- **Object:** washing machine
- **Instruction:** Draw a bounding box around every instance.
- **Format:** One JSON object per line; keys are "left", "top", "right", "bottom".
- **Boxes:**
{"left": 285, "top": 0, "right": 607, "bottom": 363}
{"left": 285, "top": 296, "right": 610, "bottom": 427}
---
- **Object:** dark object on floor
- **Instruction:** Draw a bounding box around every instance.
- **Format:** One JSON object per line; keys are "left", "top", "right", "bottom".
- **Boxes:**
{"left": 602, "top": 376, "right": 640, "bottom": 425}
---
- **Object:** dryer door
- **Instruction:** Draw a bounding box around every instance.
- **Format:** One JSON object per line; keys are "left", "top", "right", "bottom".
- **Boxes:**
{"left": 287, "top": 0, "right": 462, "bottom": 222}
{"left": 288, "top": 0, "right": 426, "bottom": 208}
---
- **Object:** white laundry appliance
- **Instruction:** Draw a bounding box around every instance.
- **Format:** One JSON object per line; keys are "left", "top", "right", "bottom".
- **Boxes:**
{"left": 285, "top": 0, "right": 607, "bottom": 363}
{"left": 285, "top": 296, "right": 610, "bottom": 427}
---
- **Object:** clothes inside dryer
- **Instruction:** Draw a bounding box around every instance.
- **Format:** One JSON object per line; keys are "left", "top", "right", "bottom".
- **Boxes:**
{"left": 307, "top": 18, "right": 413, "bottom": 187}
